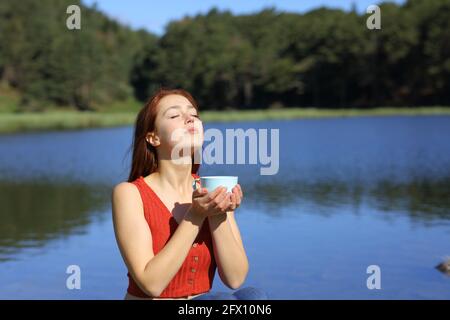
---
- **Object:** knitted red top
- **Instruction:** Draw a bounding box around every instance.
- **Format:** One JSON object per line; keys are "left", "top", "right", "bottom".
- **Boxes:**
{"left": 127, "top": 173, "right": 217, "bottom": 298}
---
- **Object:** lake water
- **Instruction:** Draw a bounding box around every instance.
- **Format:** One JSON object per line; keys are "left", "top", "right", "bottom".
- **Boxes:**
{"left": 0, "top": 115, "right": 449, "bottom": 299}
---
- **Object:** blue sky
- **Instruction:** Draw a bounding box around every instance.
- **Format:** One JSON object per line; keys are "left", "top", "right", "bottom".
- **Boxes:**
{"left": 82, "top": 0, "right": 405, "bottom": 35}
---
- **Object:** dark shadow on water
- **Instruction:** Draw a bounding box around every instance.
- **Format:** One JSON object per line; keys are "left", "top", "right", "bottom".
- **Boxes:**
{"left": 244, "top": 176, "right": 450, "bottom": 223}
{"left": 0, "top": 179, "right": 112, "bottom": 261}
{"left": 1, "top": 175, "right": 449, "bottom": 262}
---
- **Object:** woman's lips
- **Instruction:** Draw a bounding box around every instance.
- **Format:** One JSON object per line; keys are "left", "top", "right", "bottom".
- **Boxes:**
{"left": 186, "top": 127, "right": 198, "bottom": 134}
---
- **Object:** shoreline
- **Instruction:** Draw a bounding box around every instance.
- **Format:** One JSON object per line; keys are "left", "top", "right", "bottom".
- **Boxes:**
{"left": 0, "top": 106, "right": 449, "bottom": 134}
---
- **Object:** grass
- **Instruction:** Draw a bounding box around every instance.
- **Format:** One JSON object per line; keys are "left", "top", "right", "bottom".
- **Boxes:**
{"left": 0, "top": 86, "right": 140, "bottom": 133}
{"left": 0, "top": 106, "right": 449, "bottom": 134}
{"left": 200, "top": 106, "right": 450, "bottom": 122}
{"left": 0, "top": 111, "right": 137, "bottom": 134}
{"left": 0, "top": 85, "right": 449, "bottom": 134}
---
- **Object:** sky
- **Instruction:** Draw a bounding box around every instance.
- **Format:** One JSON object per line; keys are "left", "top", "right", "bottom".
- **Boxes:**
{"left": 81, "top": 0, "right": 406, "bottom": 35}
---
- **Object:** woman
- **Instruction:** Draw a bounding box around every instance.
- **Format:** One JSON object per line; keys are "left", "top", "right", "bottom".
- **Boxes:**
{"left": 111, "top": 88, "right": 267, "bottom": 300}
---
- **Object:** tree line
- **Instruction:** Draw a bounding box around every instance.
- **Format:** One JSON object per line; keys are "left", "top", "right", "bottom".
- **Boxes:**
{"left": 0, "top": 0, "right": 449, "bottom": 111}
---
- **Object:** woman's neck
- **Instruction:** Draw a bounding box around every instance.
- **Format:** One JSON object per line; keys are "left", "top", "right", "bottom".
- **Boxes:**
{"left": 155, "top": 159, "right": 194, "bottom": 194}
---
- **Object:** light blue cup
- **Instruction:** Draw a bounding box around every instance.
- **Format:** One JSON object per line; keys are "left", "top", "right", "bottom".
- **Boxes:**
{"left": 197, "top": 176, "right": 238, "bottom": 192}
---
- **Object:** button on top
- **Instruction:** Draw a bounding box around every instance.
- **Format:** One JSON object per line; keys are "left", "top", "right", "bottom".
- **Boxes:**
{"left": 192, "top": 243, "right": 198, "bottom": 248}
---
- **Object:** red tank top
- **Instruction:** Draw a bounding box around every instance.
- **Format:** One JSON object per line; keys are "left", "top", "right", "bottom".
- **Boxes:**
{"left": 127, "top": 173, "right": 217, "bottom": 298}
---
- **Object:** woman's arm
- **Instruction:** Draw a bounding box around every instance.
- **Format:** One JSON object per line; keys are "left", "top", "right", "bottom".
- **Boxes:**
{"left": 112, "top": 182, "right": 205, "bottom": 297}
{"left": 226, "top": 210, "right": 246, "bottom": 254}
{"left": 208, "top": 212, "right": 249, "bottom": 289}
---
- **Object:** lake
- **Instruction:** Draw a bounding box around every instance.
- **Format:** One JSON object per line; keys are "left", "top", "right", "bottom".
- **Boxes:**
{"left": 0, "top": 115, "right": 449, "bottom": 299}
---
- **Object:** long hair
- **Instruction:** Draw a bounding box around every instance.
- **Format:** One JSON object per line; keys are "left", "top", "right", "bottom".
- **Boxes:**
{"left": 127, "top": 88, "right": 201, "bottom": 182}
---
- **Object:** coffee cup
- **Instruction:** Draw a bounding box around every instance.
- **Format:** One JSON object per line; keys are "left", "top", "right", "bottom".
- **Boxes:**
{"left": 196, "top": 176, "right": 238, "bottom": 192}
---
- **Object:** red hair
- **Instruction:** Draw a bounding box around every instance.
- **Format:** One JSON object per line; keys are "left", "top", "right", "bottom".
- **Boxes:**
{"left": 127, "top": 88, "right": 201, "bottom": 182}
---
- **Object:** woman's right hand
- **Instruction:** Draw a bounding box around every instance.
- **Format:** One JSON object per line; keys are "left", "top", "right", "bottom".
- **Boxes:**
{"left": 190, "top": 186, "right": 232, "bottom": 219}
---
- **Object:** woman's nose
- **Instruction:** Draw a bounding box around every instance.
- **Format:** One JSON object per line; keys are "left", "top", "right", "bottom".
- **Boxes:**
{"left": 185, "top": 113, "right": 194, "bottom": 123}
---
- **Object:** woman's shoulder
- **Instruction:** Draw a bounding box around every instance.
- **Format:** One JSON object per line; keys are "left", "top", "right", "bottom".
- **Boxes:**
{"left": 111, "top": 181, "right": 145, "bottom": 223}
{"left": 112, "top": 181, "right": 141, "bottom": 204}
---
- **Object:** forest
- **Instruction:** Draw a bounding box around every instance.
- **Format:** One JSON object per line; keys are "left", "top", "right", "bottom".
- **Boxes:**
{"left": 0, "top": 0, "right": 449, "bottom": 111}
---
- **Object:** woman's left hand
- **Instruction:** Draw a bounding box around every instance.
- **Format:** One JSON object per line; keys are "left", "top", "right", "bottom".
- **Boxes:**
{"left": 229, "top": 184, "right": 243, "bottom": 211}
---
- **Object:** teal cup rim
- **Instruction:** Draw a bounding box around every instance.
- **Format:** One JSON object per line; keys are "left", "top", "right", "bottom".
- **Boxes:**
{"left": 193, "top": 176, "right": 238, "bottom": 191}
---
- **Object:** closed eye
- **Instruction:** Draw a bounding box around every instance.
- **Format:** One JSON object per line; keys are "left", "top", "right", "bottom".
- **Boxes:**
{"left": 169, "top": 114, "right": 199, "bottom": 119}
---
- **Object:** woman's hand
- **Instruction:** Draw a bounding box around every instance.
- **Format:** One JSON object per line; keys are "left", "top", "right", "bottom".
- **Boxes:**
{"left": 190, "top": 186, "right": 235, "bottom": 218}
{"left": 229, "top": 184, "right": 243, "bottom": 211}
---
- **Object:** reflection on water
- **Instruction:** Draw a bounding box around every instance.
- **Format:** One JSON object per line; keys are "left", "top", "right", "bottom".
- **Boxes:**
{"left": 0, "top": 180, "right": 111, "bottom": 261}
{"left": 246, "top": 177, "right": 450, "bottom": 223}
{"left": 369, "top": 178, "right": 450, "bottom": 222}
{"left": 2, "top": 175, "right": 448, "bottom": 262}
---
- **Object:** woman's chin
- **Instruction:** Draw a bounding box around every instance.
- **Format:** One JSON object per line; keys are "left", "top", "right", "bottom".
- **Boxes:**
{"left": 179, "top": 136, "right": 203, "bottom": 148}
{"left": 169, "top": 141, "right": 203, "bottom": 161}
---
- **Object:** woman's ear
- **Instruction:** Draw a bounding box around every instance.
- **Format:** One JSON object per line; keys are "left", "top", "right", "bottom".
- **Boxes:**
{"left": 146, "top": 132, "right": 160, "bottom": 147}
